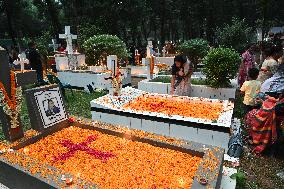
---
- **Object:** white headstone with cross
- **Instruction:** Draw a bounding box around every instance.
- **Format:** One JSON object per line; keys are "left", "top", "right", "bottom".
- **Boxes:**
{"left": 49, "top": 39, "right": 59, "bottom": 52}
{"left": 13, "top": 52, "right": 29, "bottom": 71}
{"left": 146, "top": 41, "right": 153, "bottom": 58}
{"left": 59, "top": 26, "right": 77, "bottom": 54}
{"left": 162, "top": 46, "right": 166, "bottom": 57}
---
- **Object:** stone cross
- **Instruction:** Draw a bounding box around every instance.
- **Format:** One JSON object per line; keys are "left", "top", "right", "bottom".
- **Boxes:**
{"left": 49, "top": 39, "right": 59, "bottom": 52}
{"left": 13, "top": 52, "right": 29, "bottom": 71}
{"left": 59, "top": 26, "right": 77, "bottom": 54}
{"left": 0, "top": 47, "right": 24, "bottom": 141}
{"left": 146, "top": 41, "right": 153, "bottom": 58}
{"left": 162, "top": 46, "right": 166, "bottom": 57}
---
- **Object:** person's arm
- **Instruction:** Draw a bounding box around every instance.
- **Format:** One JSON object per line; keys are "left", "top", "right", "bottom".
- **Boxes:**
{"left": 240, "top": 82, "right": 246, "bottom": 95}
{"left": 170, "top": 75, "right": 176, "bottom": 95}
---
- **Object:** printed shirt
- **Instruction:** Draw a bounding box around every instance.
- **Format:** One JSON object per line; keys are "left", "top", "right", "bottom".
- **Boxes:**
{"left": 240, "top": 80, "right": 261, "bottom": 106}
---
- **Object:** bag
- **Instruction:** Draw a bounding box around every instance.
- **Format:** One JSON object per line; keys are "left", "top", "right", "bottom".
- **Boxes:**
{"left": 227, "top": 133, "right": 243, "bottom": 158}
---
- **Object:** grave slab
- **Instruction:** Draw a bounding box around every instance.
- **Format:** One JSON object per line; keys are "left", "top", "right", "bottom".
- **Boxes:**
{"left": 0, "top": 120, "right": 225, "bottom": 189}
{"left": 91, "top": 87, "right": 234, "bottom": 150}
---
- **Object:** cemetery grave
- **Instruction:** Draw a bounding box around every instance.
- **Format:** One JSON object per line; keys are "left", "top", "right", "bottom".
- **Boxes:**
{"left": 0, "top": 83, "right": 225, "bottom": 189}
{"left": 91, "top": 87, "right": 234, "bottom": 149}
{"left": 54, "top": 26, "right": 131, "bottom": 92}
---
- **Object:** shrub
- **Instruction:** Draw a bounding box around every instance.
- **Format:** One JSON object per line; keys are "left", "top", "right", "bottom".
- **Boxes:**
{"left": 83, "top": 34, "right": 129, "bottom": 65}
{"left": 177, "top": 38, "right": 209, "bottom": 69}
{"left": 215, "top": 18, "right": 255, "bottom": 53}
{"left": 78, "top": 23, "right": 102, "bottom": 48}
{"left": 203, "top": 47, "right": 241, "bottom": 88}
{"left": 150, "top": 76, "right": 207, "bottom": 85}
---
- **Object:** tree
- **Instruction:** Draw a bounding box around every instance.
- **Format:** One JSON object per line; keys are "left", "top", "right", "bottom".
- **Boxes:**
{"left": 83, "top": 34, "right": 129, "bottom": 65}
{"left": 215, "top": 18, "right": 255, "bottom": 52}
{"left": 177, "top": 38, "right": 209, "bottom": 69}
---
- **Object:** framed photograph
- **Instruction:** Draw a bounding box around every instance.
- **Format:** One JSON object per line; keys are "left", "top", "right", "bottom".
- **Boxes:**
{"left": 34, "top": 87, "right": 67, "bottom": 128}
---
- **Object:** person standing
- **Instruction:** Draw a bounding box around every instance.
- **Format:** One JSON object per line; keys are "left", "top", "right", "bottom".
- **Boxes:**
{"left": 238, "top": 45, "right": 255, "bottom": 87}
{"left": 170, "top": 55, "right": 193, "bottom": 96}
{"left": 26, "top": 41, "right": 44, "bottom": 83}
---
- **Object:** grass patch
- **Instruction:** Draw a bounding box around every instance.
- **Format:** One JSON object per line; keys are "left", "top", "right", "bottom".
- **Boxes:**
{"left": 150, "top": 76, "right": 208, "bottom": 85}
{"left": 65, "top": 89, "right": 107, "bottom": 119}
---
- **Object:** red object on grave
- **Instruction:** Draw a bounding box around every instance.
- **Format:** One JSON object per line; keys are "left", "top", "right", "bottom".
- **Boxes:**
{"left": 53, "top": 135, "right": 116, "bottom": 162}
{"left": 47, "top": 56, "right": 56, "bottom": 66}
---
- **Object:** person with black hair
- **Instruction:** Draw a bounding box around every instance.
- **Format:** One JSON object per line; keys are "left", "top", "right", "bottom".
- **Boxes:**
{"left": 257, "top": 44, "right": 283, "bottom": 83}
{"left": 26, "top": 41, "right": 44, "bottom": 83}
{"left": 45, "top": 99, "right": 60, "bottom": 117}
{"left": 170, "top": 55, "right": 193, "bottom": 96}
{"left": 240, "top": 67, "right": 261, "bottom": 113}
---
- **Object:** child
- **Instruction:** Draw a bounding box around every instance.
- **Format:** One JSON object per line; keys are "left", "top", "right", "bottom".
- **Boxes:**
{"left": 240, "top": 68, "right": 261, "bottom": 113}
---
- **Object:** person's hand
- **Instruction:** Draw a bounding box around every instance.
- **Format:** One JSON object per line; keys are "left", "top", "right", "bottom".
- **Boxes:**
{"left": 178, "top": 70, "right": 184, "bottom": 76}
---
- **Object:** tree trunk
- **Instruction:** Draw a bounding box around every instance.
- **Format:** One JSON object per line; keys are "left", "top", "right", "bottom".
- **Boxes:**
{"left": 45, "top": 0, "right": 61, "bottom": 39}
{"left": 3, "top": 0, "right": 17, "bottom": 46}
{"left": 160, "top": 0, "right": 166, "bottom": 45}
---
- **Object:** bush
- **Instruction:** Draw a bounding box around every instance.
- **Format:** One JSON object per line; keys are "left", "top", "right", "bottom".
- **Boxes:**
{"left": 215, "top": 18, "right": 255, "bottom": 52}
{"left": 150, "top": 76, "right": 207, "bottom": 85}
{"left": 78, "top": 23, "right": 102, "bottom": 48}
{"left": 203, "top": 47, "right": 241, "bottom": 88}
{"left": 177, "top": 38, "right": 209, "bottom": 69}
{"left": 83, "top": 34, "right": 129, "bottom": 65}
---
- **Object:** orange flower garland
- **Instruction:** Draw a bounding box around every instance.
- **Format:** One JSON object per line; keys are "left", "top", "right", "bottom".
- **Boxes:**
{"left": 0, "top": 71, "right": 17, "bottom": 110}
{"left": 19, "top": 127, "right": 202, "bottom": 188}
{"left": 123, "top": 95, "right": 223, "bottom": 120}
{"left": 0, "top": 71, "right": 22, "bottom": 128}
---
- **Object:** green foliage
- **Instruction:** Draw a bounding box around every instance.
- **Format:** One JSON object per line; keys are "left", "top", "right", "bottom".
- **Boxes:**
{"left": 178, "top": 38, "right": 209, "bottom": 68}
{"left": 22, "top": 31, "right": 52, "bottom": 57}
{"left": 64, "top": 90, "right": 107, "bottom": 119}
{"left": 203, "top": 47, "right": 241, "bottom": 88}
{"left": 83, "top": 34, "right": 129, "bottom": 65}
{"left": 150, "top": 76, "right": 207, "bottom": 85}
{"left": 215, "top": 18, "right": 255, "bottom": 52}
{"left": 231, "top": 169, "right": 246, "bottom": 189}
{"left": 78, "top": 23, "right": 102, "bottom": 48}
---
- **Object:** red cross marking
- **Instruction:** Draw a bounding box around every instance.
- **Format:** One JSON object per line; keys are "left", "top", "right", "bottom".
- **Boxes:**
{"left": 53, "top": 135, "right": 116, "bottom": 162}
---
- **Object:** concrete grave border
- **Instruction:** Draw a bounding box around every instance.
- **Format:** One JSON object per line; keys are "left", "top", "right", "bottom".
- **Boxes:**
{"left": 0, "top": 120, "right": 224, "bottom": 189}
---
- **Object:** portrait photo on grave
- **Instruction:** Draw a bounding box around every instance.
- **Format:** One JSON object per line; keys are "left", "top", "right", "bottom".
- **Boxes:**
{"left": 34, "top": 87, "right": 67, "bottom": 128}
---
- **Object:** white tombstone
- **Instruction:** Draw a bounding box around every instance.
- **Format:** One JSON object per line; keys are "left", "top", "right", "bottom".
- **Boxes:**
{"left": 13, "top": 52, "right": 29, "bottom": 71}
{"left": 49, "top": 39, "right": 59, "bottom": 52}
{"left": 77, "top": 54, "right": 86, "bottom": 67}
{"left": 59, "top": 26, "right": 77, "bottom": 54}
{"left": 162, "top": 46, "right": 166, "bottom": 57}
{"left": 107, "top": 55, "right": 118, "bottom": 76}
{"left": 146, "top": 41, "right": 153, "bottom": 58}
{"left": 156, "top": 47, "right": 160, "bottom": 57}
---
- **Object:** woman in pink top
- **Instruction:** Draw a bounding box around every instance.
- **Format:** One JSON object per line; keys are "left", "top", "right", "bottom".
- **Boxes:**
{"left": 238, "top": 45, "right": 255, "bottom": 87}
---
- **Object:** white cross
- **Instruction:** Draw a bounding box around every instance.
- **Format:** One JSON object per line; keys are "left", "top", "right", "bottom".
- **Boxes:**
{"left": 59, "top": 26, "right": 77, "bottom": 54}
{"left": 162, "top": 46, "right": 166, "bottom": 57}
{"left": 146, "top": 41, "right": 153, "bottom": 58}
{"left": 49, "top": 39, "right": 59, "bottom": 52}
{"left": 13, "top": 52, "right": 29, "bottom": 71}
